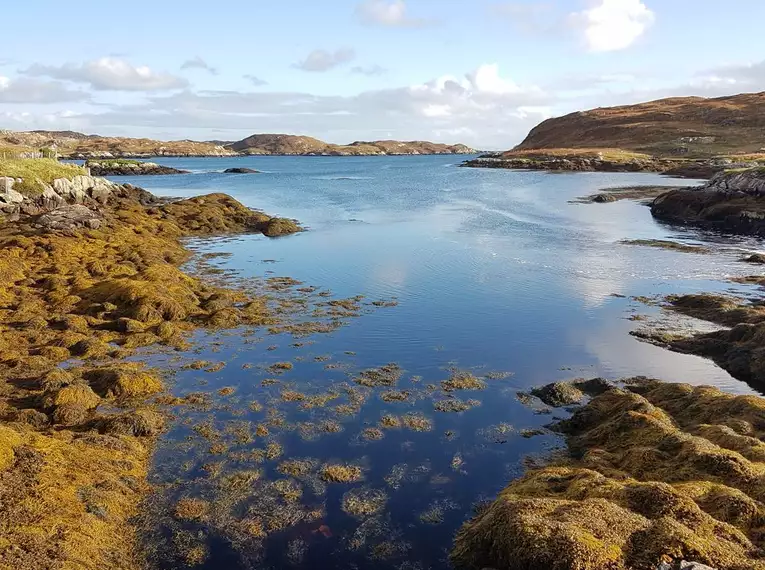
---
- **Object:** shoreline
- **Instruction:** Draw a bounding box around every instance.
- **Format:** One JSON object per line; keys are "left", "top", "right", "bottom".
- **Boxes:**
{"left": 1, "top": 158, "right": 764, "bottom": 569}
{"left": 460, "top": 150, "right": 765, "bottom": 180}
{"left": 0, "top": 172, "right": 302, "bottom": 568}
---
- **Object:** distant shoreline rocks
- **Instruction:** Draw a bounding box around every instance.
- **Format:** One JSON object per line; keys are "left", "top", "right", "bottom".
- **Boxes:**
{"left": 85, "top": 159, "right": 188, "bottom": 176}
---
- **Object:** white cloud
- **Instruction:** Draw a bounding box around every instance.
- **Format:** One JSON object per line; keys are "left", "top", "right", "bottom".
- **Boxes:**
{"left": 351, "top": 64, "right": 388, "bottom": 76}
{"left": 24, "top": 57, "right": 188, "bottom": 91}
{"left": 293, "top": 48, "right": 356, "bottom": 72}
{"left": 694, "top": 61, "right": 765, "bottom": 89}
{"left": 42, "top": 64, "right": 547, "bottom": 149}
{"left": 0, "top": 76, "right": 89, "bottom": 103}
{"left": 422, "top": 104, "right": 451, "bottom": 117}
{"left": 467, "top": 63, "right": 523, "bottom": 94}
{"left": 243, "top": 74, "right": 268, "bottom": 86}
{"left": 181, "top": 56, "right": 218, "bottom": 75}
{"left": 355, "top": 0, "right": 428, "bottom": 28}
{"left": 570, "top": 0, "right": 655, "bottom": 52}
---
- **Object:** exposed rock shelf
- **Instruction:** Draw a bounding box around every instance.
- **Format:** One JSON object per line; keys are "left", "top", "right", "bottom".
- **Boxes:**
{"left": 651, "top": 168, "right": 765, "bottom": 237}
{"left": 462, "top": 152, "right": 765, "bottom": 179}
{"left": 85, "top": 160, "right": 188, "bottom": 176}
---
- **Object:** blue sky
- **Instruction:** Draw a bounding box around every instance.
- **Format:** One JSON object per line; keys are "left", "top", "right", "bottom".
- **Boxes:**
{"left": 1, "top": 0, "right": 763, "bottom": 148}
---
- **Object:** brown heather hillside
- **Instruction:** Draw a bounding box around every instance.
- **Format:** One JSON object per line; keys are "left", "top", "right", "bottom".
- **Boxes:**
{"left": 0, "top": 130, "right": 236, "bottom": 158}
{"left": 515, "top": 92, "right": 765, "bottom": 158}
{"left": 227, "top": 133, "right": 475, "bottom": 155}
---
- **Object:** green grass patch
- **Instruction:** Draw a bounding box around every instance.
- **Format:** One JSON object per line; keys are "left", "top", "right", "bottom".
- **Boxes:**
{"left": 0, "top": 158, "right": 87, "bottom": 196}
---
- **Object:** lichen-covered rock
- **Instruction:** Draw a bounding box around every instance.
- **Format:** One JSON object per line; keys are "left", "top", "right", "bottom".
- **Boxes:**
{"left": 706, "top": 169, "right": 765, "bottom": 196}
{"left": 0, "top": 184, "right": 23, "bottom": 204}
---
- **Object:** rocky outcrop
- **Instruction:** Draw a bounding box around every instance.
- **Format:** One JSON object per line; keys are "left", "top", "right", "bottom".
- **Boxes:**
{"left": 85, "top": 160, "right": 188, "bottom": 176}
{"left": 0, "top": 175, "right": 120, "bottom": 218}
{"left": 704, "top": 168, "right": 765, "bottom": 194}
{"left": 223, "top": 167, "right": 260, "bottom": 174}
{"left": 0, "top": 177, "right": 24, "bottom": 205}
{"left": 650, "top": 168, "right": 765, "bottom": 236}
{"left": 36, "top": 205, "right": 102, "bottom": 232}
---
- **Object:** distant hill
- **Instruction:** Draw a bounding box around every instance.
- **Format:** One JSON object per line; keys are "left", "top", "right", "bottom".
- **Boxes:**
{"left": 0, "top": 131, "right": 236, "bottom": 158}
{"left": 0, "top": 130, "right": 474, "bottom": 158}
{"left": 227, "top": 133, "right": 475, "bottom": 155}
{"left": 515, "top": 92, "right": 765, "bottom": 158}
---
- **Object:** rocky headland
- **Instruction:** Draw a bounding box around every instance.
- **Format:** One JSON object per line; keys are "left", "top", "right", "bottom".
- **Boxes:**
{"left": 463, "top": 92, "right": 765, "bottom": 178}
{"left": 462, "top": 149, "right": 765, "bottom": 179}
{"left": 651, "top": 168, "right": 765, "bottom": 237}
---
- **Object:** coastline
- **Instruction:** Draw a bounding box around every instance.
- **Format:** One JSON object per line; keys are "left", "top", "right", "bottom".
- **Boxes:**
{"left": 0, "top": 171, "right": 302, "bottom": 568}
{"left": 461, "top": 150, "right": 765, "bottom": 180}
{"left": 1, "top": 156, "right": 764, "bottom": 569}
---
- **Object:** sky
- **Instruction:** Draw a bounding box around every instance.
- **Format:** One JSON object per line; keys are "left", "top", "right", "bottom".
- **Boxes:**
{"left": 1, "top": 0, "right": 764, "bottom": 149}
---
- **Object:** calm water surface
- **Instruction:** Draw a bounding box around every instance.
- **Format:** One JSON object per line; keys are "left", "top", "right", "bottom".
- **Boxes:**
{"left": 113, "top": 156, "right": 765, "bottom": 569}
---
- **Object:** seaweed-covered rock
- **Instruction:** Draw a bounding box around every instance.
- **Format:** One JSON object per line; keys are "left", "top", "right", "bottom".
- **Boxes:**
{"left": 98, "top": 409, "right": 164, "bottom": 437}
{"left": 43, "top": 383, "right": 101, "bottom": 410}
{"left": 741, "top": 253, "right": 765, "bottom": 264}
{"left": 52, "top": 402, "right": 90, "bottom": 426}
{"left": 452, "top": 382, "right": 765, "bottom": 570}
{"left": 530, "top": 381, "right": 585, "bottom": 407}
{"left": 0, "top": 425, "right": 21, "bottom": 470}
{"left": 85, "top": 363, "right": 163, "bottom": 399}
{"left": 260, "top": 217, "right": 302, "bottom": 237}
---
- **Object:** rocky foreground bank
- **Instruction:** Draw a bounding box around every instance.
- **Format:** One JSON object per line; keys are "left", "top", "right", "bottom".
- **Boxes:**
{"left": 0, "top": 159, "right": 300, "bottom": 568}
{"left": 452, "top": 379, "right": 765, "bottom": 570}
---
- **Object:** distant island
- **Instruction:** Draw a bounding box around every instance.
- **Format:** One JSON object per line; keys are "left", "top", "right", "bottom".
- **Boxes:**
{"left": 463, "top": 91, "right": 765, "bottom": 178}
{"left": 0, "top": 130, "right": 475, "bottom": 159}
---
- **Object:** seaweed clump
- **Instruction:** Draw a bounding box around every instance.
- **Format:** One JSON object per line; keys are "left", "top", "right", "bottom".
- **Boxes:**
{"left": 451, "top": 381, "right": 765, "bottom": 570}
{"left": 645, "top": 293, "right": 765, "bottom": 387}
{"left": 321, "top": 464, "right": 363, "bottom": 483}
